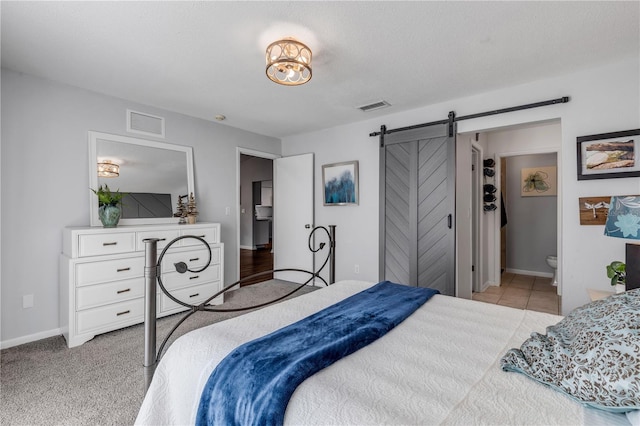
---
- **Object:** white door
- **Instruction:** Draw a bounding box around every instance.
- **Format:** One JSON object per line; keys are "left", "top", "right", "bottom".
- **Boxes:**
{"left": 273, "top": 153, "right": 314, "bottom": 283}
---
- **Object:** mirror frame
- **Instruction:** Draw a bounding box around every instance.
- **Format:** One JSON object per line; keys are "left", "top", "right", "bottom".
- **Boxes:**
{"left": 88, "top": 131, "right": 194, "bottom": 226}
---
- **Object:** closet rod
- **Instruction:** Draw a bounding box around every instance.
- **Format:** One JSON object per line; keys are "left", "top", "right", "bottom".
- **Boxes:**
{"left": 369, "top": 96, "right": 570, "bottom": 137}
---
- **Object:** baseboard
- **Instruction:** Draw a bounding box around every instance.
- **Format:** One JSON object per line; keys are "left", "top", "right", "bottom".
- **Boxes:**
{"left": 479, "top": 281, "right": 494, "bottom": 292}
{"left": 239, "top": 245, "right": 256, "bottom": 250}
{"left": 505, "top": 268, "right": 553, "bottom": 279}
{"left": 1, "top": 327, "right": 62, "bottom": 350}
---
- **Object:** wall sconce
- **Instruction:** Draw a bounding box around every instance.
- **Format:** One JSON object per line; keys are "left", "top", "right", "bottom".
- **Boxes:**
{"left": 97, "top": 160, "right": 120, "bottom": 178}
{"left": 604, "top": 195, "right": 640, "bottom": 290}
{"left": 265, "top": 38, "right": 312, "bottom": 86}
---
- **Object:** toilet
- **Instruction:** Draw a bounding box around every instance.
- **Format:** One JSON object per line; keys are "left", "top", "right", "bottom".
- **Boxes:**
{"left": 546, "top": 255, "right": 558, "bottom": 286}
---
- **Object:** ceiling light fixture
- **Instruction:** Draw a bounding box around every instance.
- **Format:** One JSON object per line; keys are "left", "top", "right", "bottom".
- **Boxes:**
{"left": 97, "top": 160, "right": 119, "bottom": 178}
{"left": 265, "top": 38, "right": 312, "bottom": 86}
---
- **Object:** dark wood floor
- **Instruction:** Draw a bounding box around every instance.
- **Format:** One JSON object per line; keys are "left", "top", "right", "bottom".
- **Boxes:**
{"left": 240, "top": 247, "right": 274, "bottom": 286}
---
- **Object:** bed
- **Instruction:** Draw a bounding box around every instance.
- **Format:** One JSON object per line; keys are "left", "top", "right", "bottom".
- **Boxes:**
{"left": 135, "top": 279, "right": 637, "bottom": 425}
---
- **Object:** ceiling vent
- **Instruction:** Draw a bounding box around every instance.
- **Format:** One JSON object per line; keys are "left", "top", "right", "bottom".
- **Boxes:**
{"left": 358, "top": 100, "right": 391, "bottom": 112}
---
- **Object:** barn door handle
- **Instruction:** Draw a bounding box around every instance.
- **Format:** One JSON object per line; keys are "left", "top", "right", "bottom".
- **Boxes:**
{"left": 447, "top": 214, "right": 452, "bottom": 229}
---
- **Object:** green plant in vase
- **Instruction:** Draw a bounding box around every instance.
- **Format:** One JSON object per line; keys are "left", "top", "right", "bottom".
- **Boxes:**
{"left": 606, "top": 260, "right": 626, "bottom": 293}
{"left": 91, "top": 185, "right": 124, "bottom": 228}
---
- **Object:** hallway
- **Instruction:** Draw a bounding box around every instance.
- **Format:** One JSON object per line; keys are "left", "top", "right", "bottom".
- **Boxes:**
{"left": 472, "top": 272, "right": 560, "bottom": 315}
{"left": 239, "top": 247, "right": 273, "bottom": 286}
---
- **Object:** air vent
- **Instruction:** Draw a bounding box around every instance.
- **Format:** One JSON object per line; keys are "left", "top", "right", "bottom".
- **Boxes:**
{"left": 127, "top": 109, "right": 165, "bottom": 138}
{"left": 358, "top": 100, "right": 391, "bottom": 112}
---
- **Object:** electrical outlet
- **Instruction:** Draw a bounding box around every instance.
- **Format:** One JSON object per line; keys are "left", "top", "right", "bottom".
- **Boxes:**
{"left": 23, "top": 294, "right": 34, "bottom": 309}
{"left": 241, "top": 208, "right": 245, "bottom": 214}
{"left": 354, "top": 264, "right": 360, "bottom": 274}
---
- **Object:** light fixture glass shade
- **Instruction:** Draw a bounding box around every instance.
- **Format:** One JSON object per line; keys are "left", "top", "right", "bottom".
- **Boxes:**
{"left": 265, "top": 38, "right": 312, "bottom": 86}
{"left": 604, "top": 195, "right": 640, "bottom": 239}
{"left": 97, "top": 160, "right": 120, "bottom": 178}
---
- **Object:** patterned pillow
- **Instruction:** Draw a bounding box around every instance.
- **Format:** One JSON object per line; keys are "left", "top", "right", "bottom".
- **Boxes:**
{"left": 501, "top": 288, "right": 640, "bottom": 413}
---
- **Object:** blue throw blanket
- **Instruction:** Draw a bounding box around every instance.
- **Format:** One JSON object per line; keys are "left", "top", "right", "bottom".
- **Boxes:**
{"left": 195, "top": 281, "right": 439, "bottom": 426}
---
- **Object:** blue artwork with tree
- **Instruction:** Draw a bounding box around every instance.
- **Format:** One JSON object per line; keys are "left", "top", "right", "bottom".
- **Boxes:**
{"left": 323, "top": 161, "right": 358, "bottom": 205}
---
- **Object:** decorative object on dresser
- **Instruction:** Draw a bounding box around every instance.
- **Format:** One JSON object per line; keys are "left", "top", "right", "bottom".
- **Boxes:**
{"left": 59, "top": 223, "right": 223, "bottom": 348}
{"left": 91, "top": 184, "right": 124, "bottom": 228}
{"left": 175, "top": 194, "right": 188, "bottom": 224}
{"left": 186, "top": 192, "right": 198, "bottom": 224}
{"left": 604, "top": 195, "right": 640, "bottom": 290}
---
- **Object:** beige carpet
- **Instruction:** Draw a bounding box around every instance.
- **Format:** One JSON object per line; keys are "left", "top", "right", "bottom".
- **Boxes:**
{"left": 0, "top": 280, "right": 317, "bottom": 425}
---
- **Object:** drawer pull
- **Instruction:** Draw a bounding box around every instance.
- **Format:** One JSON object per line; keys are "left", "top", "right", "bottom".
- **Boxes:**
{"left": 189, "top": 275, "right": 199, "bottom": 280}
{"left": 189, "top": 293, "right": 200, "bottom": 298}
{"left": 117, "top": 267, "right": 131, "bottom": 272}
{"left": 103, "top": 242, "right": 118, "bottom": 246}
{"left": 116, "top": 310, "right": 130, "bottom": 316}
{"left": 117, "top": 288, "right": 131, "bottom": 294}
{"left": 197, "top": 235, "right": 206, "bottom": 238}
{"left": 159, "top": 238, "right": 167, "bottom": 241}
{"left": 189, "top": 257, "right": 200, "bottom": 262}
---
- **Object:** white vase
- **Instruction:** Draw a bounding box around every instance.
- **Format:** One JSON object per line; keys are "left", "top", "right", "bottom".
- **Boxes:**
{"left": 615, "top": 283, "right": 626, "bottom": 294}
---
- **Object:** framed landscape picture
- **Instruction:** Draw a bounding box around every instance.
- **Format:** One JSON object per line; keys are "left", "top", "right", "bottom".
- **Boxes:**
{"left": 577, "top": 129, "right": 640, "bottom": 180}
{"left": 322, "top": 160, "right": 359, "bottom": 206}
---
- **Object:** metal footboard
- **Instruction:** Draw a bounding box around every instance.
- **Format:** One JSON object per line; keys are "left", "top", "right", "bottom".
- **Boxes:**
{"left": 142, "top": 225, "right": 336, "bottom": 387}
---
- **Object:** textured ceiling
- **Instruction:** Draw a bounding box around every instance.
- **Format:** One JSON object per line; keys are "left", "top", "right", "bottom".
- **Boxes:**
{"left": 2, "top": 1, "right": 638, "bottom": 138}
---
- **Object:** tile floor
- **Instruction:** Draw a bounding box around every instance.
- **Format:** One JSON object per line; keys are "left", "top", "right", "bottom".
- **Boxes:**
{"left": 472, "top": 272, "right": 561, "bottom": 315}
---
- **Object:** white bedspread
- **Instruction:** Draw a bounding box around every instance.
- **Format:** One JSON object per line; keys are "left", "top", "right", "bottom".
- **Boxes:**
{"left": 135, "top": 280, "right": 625, "bottom": 425}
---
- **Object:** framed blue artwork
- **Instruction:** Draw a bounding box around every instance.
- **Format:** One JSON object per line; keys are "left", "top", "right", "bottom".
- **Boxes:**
{"left": 322, "top": 160, "right": 359, "bottom": 206}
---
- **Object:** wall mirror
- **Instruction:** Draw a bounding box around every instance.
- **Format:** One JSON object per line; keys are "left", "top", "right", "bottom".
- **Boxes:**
{"left": 88, "top": 131, "right": 194, "bottom": 226}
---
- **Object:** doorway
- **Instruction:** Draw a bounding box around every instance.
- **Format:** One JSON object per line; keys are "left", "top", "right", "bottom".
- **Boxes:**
{"left": 236, "top": 149, "right": 315, "bottom": 288}
{"left": 239, "top": 153, "right": 274, "bottom": 286}
{"left": 467, "top": 120, "right": 562, "bottom": 314}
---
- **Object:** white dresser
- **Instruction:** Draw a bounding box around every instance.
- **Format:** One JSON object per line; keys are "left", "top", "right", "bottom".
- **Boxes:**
{"left": 60, "top": 223, "right": 224, "bottom": 348}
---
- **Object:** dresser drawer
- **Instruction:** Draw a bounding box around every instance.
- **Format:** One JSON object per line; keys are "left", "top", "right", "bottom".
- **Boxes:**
{"left": 180, "top": 226, "right": 219, "bottom": 246}
{"left": 78, "top": 232, "right": 136, "bottom": 257}
{"left": 76, "top": 278, "right": 144, "bottom": 310}
{"left": 135, "top": 229, "right": 180, "bottom": 251}
{"left": 161, "top": 264, "right": 220, "bottom": 291}
{"left": 160, "top": 247, "right": 221, "bottom": 273}
{"left": 160, "top": 282, "right": 221, "bottom": 312}
{"left": 75, "top": 257, "right": 144, "bottom": 287}
{"left": 76, "top": 298, "right": 144, "bottom": 335}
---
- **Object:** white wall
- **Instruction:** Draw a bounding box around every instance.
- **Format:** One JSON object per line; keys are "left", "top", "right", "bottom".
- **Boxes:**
{"left": 282, "top": 54, "right": 640, "bottom": 315}
{"left": 282, "top": 125, "right": 380, "bottom": 284}
{"left": 0, "top": 69, "right": 280, "bottom": 347}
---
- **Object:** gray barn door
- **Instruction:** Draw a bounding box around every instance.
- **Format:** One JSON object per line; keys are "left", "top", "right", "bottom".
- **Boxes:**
{"left": 380, "top": 123, "right": 456, "bottom": 295}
